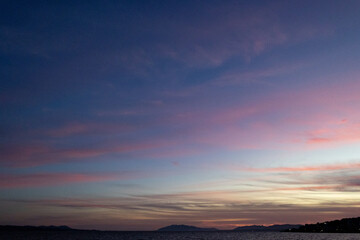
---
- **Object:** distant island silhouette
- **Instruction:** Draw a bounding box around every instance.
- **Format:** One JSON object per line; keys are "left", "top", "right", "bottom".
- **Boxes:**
{"left": 157, "top": 224, "right": 218, "bottom": 231}
{"left": 2, "top": 217, "right": 360, "bottom": 233}
{"left": 157, "top": 224, "right": 301, "bottom": 232}
{"left": 0, "top": 225, "right": 73, "bottom": 231}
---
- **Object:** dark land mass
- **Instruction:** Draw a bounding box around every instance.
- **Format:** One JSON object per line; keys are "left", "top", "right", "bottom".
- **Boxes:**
{"left": 157, "top": 224, "right": 218, "bottom": 231}
{"left": 2, "top": 216, "right": 360, "bottom": 236}
{"left": 0, "top": 225, "right": 73, "bottom": 231}
{"left": 233, "top": 224, "right": 301, "bottom": 232}
{"left": 286, "top": 217, "right": 360, "bottom": 233}
{"left": 157, "top": 224, "right": 302, "bottom": 232}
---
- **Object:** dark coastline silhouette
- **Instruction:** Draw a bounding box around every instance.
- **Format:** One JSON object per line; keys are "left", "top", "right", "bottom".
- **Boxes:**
{"left": 233, "top": 224, "right": 301, "bottom": 232}
{"left": 0, "top": 225, "right": 73, "bottom": 231}
{"left": 2, "top": 217, "right": 360, "bottom": 233}
{"left": 286, "top": 217, "right": 360, "bottom": 233}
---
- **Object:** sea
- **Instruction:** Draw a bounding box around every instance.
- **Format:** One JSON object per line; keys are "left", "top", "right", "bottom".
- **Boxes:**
{"left": 1, "top": 231, "right": 360, "bottom": 240}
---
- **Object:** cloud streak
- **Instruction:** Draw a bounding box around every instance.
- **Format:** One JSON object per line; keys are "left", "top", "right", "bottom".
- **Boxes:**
{"left": 0, "top": 171, "right": 142, "bottom": 188}
{"left": 3, "top": 192, "right": 360, "bottom": 230}
{"left": 242, "top": 162, "right": 360, "bottom": 173}
{"left": 0, "top": 139, "right": 175, "bottom": 167}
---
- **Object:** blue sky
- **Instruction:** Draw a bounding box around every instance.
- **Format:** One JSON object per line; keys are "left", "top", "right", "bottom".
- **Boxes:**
{"left": 1, "top": 0, "right": 360, "bottom": 230}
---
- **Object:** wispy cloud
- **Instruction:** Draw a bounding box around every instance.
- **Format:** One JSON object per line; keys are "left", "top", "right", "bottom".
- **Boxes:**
{"left": 242, "top": 162, "right": 360, "bottom": 173}
{"left": 4, "top": 73, "right": 360, "bottom": 169}
{"left": 305, "top": 122, "right": 360, "bottom": 146}
{"left": 3, "top": 192, "right": 359, "bottom": 230}
{"left": 155, "top": 2, "right": 334, "bottom": 67}
{"left": 0, "top": 139, "right": 174, "bottom": 167}
{"left": 0, "top": 171, "right": 140, "bottom": 188}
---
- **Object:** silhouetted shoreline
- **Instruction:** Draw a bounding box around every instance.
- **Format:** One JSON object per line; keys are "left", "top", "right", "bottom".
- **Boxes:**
{"left": 286, "top": 217, "right": 360, "bottom": 233}
{"left": 2, "top": 217, "right": 360, "bottom": 233}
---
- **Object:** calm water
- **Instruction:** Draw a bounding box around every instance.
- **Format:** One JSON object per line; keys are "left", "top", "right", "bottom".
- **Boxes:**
{"left": 1, "top": 231, "right": 360, "bottom": 240}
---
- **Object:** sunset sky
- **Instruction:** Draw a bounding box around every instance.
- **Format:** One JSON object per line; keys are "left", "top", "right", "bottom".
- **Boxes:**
{"left": 1, "top": 0, "right": 360, "bottom": 231}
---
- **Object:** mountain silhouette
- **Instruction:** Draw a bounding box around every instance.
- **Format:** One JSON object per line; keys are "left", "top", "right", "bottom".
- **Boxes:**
{"left": 157, "top": 224, "right": 218, "bottom": 231}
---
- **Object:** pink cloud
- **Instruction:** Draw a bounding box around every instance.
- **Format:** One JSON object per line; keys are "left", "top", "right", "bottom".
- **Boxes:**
{"left": 171, "top": 161, "right": 180, "bottom": 166}
{"left": 0, "top": 144, "right": 52, "bottom": 163}
{"left": 203, "top": 75, "right": 360, "bottom": 150}
{"left": 142, "top": 147, "right": 202, "bottom": 159}
{"left": 307, "top": 137, "right": 332, "bottom": 143}
{"left": 4, "top": 74, "right": 360, "bottom": 168}
{"left": 155, "top": 69, "right": 360, "bottom": 153}
{"left": 305, "top": 122, "right": 360, "bottom": 146}
{"left": 159, "top": 71, "right": 360, "bottom": 152}
{"left": 47, "top": 122, "right": 135, "bottom": 137}
{"left": 241, "top": 162, "right": 360, "bottom": 173}
{"left": 0, "top": 143, "right": 104, "bottom": 167}
{"left": 0, "top": 139, "right": 175, "bottom": 167}
{"left": 0, "top": 172, "right": 136, "bottom": 188}
{"left": 274, "top": 185, "right": 337, "bottom": 191}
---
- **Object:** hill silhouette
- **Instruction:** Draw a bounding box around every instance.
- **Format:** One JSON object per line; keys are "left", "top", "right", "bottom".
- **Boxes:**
{"left": 287, "top": 217, "right": 360, "bottom": 233}
{"left": 157, "top": 224, "right": 218, "bottom": 231}
{"left": 157, "top": 224, "right": 301, "bottom": 232}
{"left": 0, "top": 225, "right": 72, "bottom": 231}
{"left": 233, "top": 224, "right": 301, "bottom": 232}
